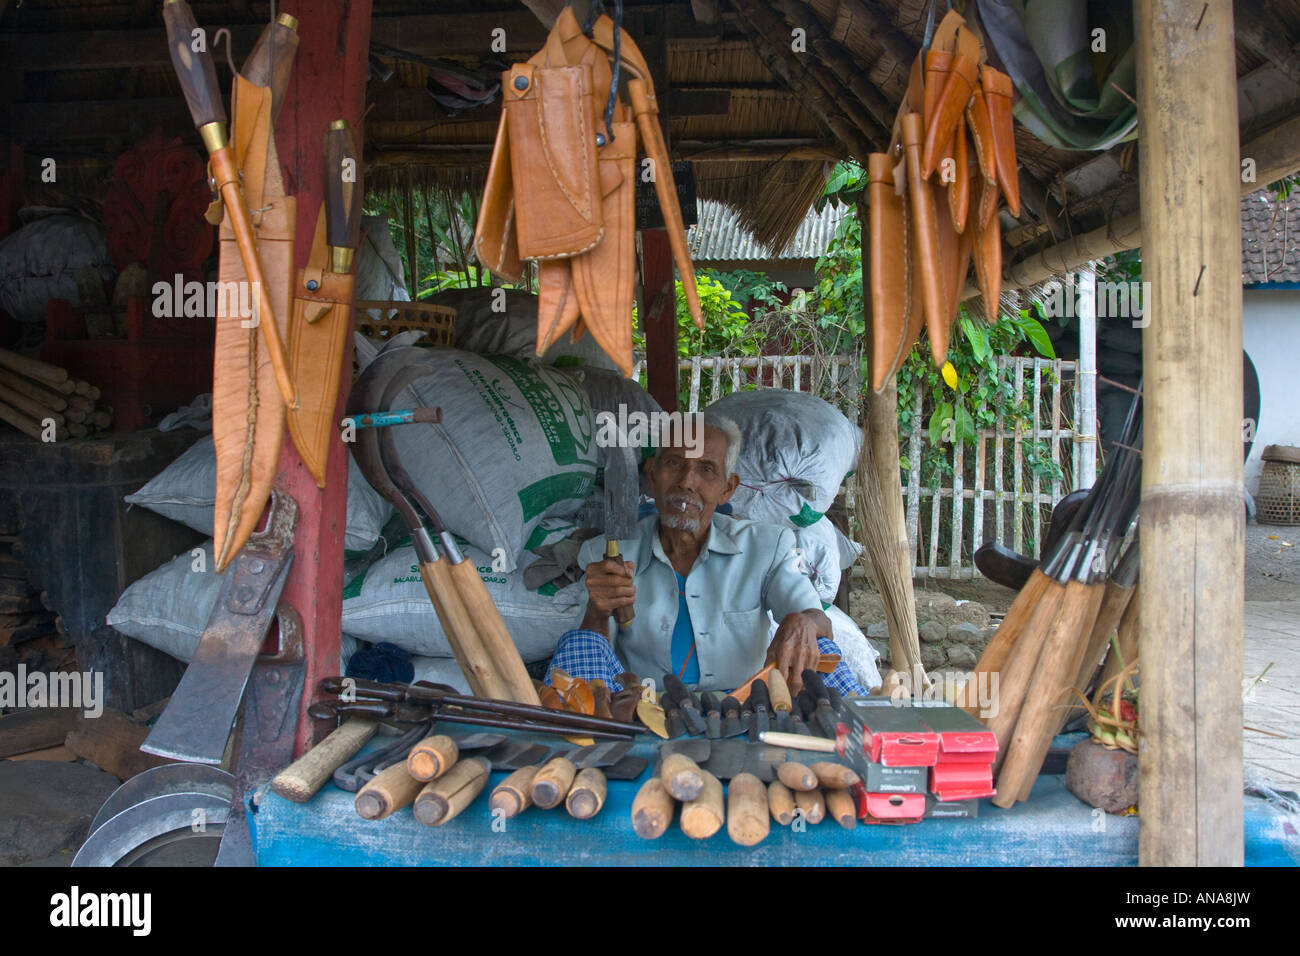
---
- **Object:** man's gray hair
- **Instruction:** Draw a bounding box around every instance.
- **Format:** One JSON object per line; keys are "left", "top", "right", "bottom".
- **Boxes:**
{"left": 702, "top": 412, "right": 742, "bottom": 477}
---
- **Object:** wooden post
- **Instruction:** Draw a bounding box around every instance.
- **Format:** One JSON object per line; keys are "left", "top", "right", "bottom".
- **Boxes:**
{"left": 275, "top": 0, "right": 373, "bottom": 756}
{"left": 641, "top": 228, "right": 679, "bottom": 413}
{"left": 1077, "top": 265, "right": 1097, "bottom": 489}
{"left": 1135, "top": 0, "right": 1243, "bottom": 866}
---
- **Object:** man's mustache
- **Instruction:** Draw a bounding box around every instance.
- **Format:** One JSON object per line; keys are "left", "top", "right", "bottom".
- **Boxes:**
{"left": 664, "top": 493, "right": 703, "bottom": 512}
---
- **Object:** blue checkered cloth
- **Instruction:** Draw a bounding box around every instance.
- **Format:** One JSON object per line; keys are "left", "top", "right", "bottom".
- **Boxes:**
{"left": 545, "top": 630, "right": 867, "bottom": 696}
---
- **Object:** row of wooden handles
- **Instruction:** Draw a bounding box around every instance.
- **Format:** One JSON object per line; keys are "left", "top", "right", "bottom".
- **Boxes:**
{"left": 632, "top": 753, "right": 860, "bottom": 844}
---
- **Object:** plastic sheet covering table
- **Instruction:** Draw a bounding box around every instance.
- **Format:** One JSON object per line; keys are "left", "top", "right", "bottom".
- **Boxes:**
{"left": 249, "top": 735, "right": 1300, "bottom": 866}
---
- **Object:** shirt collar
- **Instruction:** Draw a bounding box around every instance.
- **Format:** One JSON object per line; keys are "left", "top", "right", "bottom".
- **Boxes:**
{"left": 639, "top": 511, "right": 743, "bottom": 571}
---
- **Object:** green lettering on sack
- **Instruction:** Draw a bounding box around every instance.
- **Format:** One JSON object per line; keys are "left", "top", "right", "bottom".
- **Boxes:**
{"left": 485, "top": 356, "right": 593, "bottom": 466}
{"left": 788, "top": 502, "right": 824, "bottom": 527}
{"left": 518, "top": 472, "right": 595, "bottom": 522}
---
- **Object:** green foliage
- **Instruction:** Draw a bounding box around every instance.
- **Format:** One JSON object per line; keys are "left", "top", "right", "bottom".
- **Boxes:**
{"left": 675, "top": 273, "right": 761, "bottom": 357}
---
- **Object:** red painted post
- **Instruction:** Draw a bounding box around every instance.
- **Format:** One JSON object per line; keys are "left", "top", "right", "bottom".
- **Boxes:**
{"left": 641, "top": 228, "right": 678, "bottom": 413}
{"left": 274, "top": 0, "right": 373, "bottom": 755}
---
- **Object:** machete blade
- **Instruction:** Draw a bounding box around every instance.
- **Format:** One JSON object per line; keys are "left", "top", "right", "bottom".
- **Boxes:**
{"left": 142, "top": 488, "right": 297, "bottom": 764}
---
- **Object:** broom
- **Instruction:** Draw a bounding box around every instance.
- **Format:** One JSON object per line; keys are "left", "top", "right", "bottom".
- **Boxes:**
{"left": 854, "top": 382, "right": 927, "bottom": 690}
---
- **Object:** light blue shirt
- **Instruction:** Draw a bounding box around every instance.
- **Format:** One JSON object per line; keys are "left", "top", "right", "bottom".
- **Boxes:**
{"left": 577, "top": 513, "right": 823, "bottom": 692}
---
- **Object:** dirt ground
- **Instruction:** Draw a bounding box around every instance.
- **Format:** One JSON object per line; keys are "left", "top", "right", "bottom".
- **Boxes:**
{"left": 848, "top": 518, "right": 1298, "bottom": 631}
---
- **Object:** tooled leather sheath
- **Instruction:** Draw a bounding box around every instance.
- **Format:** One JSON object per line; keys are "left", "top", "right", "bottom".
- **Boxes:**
{"left": 212, "top": 76, "right": 294, "bottom": 571}
{"left": 868, "top": 153, "right": 910, "bottom": 392}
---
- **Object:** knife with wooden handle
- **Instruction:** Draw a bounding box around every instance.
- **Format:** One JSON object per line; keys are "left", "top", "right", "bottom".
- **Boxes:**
{"left": 162, "top": 0, "right": 297, "bottom": 410}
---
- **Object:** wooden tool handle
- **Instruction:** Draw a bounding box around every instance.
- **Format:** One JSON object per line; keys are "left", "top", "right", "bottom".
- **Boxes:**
{"left": 565, "top": 767, "right": 608, "bottom": 820}
{"left": 490, "top": 765, "right": 540, "bottom": 819}
{"left": 825, "top": 787, "right": 859, "bottom": 829}
{"left": 418, "top": 559, "right": 493, "bottom": 698}
{"left": 162, "top": 0, "right": 226, "bottom": 130}
{"left": 767, "top": 780, "right": 796, "bottom": 826}
{"left": 241, "top": 12, "right": 299, "bottom": 123}
{"left": 530, "top": 756, "right": 578, "bottom": 809}
{"left": 355, "top": 762, "right": 423, "bottom": 820}
{"left": 0, "top": 399, "right": 64, "bottom": 441}
{"left": 726, "top": 772, "right": 770, "bottom": 846}
{"left": 660, "top": 752, "right": 705, "bottom": 802}
{"left": 995, "top": 579, "right": 1106, "bottom": 808}
{"left": 767, "top": 668, "right": 793, "bottom": 713}
{"left": 406, "top": 734, "right": 460, "bottom": 782}
{"left": 0, "top": 382, "right": 64, "bottom": 426}
{"left": 631, "top": 777, "right": 674, "bottom": 839}
{"left": 0, "top": 369, "right": 67, "bottom": 412}
{"left": 963, "top": 569, "right": 1050, "bottom": 717}
{"left": 448, "top": 557, "right": 542, "bottom": 706}
{"left": 680, "top": 770, "right": 724, "bottom": 839}
{"left": 323, "top": 120, "right": 363, "bottom": 258}
{"left": 776, "top": 761, "right": 818, "bottom": 792}
{"left": 271, "top": 719, "right": 377, "bottom": 802}
{"left": 793, "top": 787, "right": 826, "bottom": 825}
{"left": 413, "top": 756, "right": 491, "bottom": 826}
{"left": 810, "top": 762, "right": 860, "bottom": 789}
{"left": 758, "top": 731, "right": 837, "bottom": 753}
{"left": 0, "top": 348, "right": 68, "bottom": 386}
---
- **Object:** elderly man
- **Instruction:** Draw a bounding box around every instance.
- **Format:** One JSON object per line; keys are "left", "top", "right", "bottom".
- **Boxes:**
{"left": 546, "top": 412, "right": 868, "bottom": 697}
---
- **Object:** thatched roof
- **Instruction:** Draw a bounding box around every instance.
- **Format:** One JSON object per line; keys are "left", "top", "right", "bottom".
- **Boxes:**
{"left": 4, "top": 1, "right": 1300, "bottom": 276}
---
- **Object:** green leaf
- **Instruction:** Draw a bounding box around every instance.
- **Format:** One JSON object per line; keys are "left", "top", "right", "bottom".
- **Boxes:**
{"left": 954, "top": 403, "right": 976, "bottom": 443}
{"left": 1015, "top": 313, "right": 1057, "bottom": 359}
{"left": 960, "top": 315, "right": 990, "bottom": 364}
{"left": 929, "top": 402, "right": 953, "bottom": 444}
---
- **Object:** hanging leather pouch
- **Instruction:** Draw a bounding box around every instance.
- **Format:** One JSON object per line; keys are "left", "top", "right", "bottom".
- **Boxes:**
{"left": 504, "top": 61, "right": 605, "bottom": 261}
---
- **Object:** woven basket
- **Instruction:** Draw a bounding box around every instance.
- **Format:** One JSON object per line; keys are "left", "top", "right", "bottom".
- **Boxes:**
{"left": 1258, "top": 459, "right": 1300, "bottom": 525}
{"left": 355, "top": 300, "right": 455, "bottom": 348}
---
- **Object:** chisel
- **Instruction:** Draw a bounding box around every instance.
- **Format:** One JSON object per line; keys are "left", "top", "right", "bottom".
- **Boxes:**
{"left": 720, "top": 695, "right": 746, "bottom": 738}
{"left": 802, "top": 669, "right": 839, "bottom": 738}
{"left": 664, "top": 674, "right": 707, "bottom": 737}
{"left": 700, "top": 692, "right": 723, "bottom": 739}
{"left": 767, "top": 669, "right": 793, "bottom": 733}
{"left": 748, "top": 677, "right": 772, "bottom": 742}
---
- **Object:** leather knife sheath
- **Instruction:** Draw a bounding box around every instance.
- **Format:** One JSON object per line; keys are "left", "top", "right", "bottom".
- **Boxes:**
{"left": 286, "top": 206, "right": 354, "bottom": 488}
{"left": 981, "top": 66, "right": 1020, "bottom": 217}
{"left": 212, "top": 74, "right": 295, "bottom": 571}
{"left": 503, "top": 61, "right": 605, "bottom": 261}
{"left": 867, "top": 153, "right": 910, "bottom": 392}
{"left": 902, "top": 113, "right": 945, "bottom": 370}
{"left": 473, "top": 110, "right": 524, "bottom": 282}
{"left": 571, "top": 116, "right": 637, "bottom": 376}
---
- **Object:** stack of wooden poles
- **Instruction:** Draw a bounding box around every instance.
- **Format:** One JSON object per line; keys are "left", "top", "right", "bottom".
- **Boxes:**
{"left": 0, "top": 348, "right": 112, "bottom": 440}
{"left": 964, "top": 388, "right": 1144, "bottom": 808}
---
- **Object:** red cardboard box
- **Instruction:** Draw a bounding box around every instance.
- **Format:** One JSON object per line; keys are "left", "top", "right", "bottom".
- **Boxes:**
{"left": 929, "top": 761, "right": 996, "bottom": 801}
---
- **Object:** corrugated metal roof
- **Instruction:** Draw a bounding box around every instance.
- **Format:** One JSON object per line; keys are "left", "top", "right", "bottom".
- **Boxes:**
{"left": 1242, "top": 190, "right": 1300, "bottom": 285}
{"left": 688, "top": 200, "right": 849, "bottom": 263}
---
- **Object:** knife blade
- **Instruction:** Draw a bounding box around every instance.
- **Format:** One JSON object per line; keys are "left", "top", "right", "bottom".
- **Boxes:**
{"left": 142, "top": 487, "right": 297, "bottom": 763}
{"left": 602, "top": 443, "right": 640, "bottom": 625}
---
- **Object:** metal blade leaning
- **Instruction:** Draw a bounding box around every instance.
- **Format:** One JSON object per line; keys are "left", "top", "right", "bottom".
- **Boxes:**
{"left": 142, "top": 486, "right": 298, "bottom": 763}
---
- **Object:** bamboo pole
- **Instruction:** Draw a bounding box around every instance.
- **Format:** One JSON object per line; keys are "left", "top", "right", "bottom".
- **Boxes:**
{"left": 1135, "top": 0, "right": 1243, "bottom": 867}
